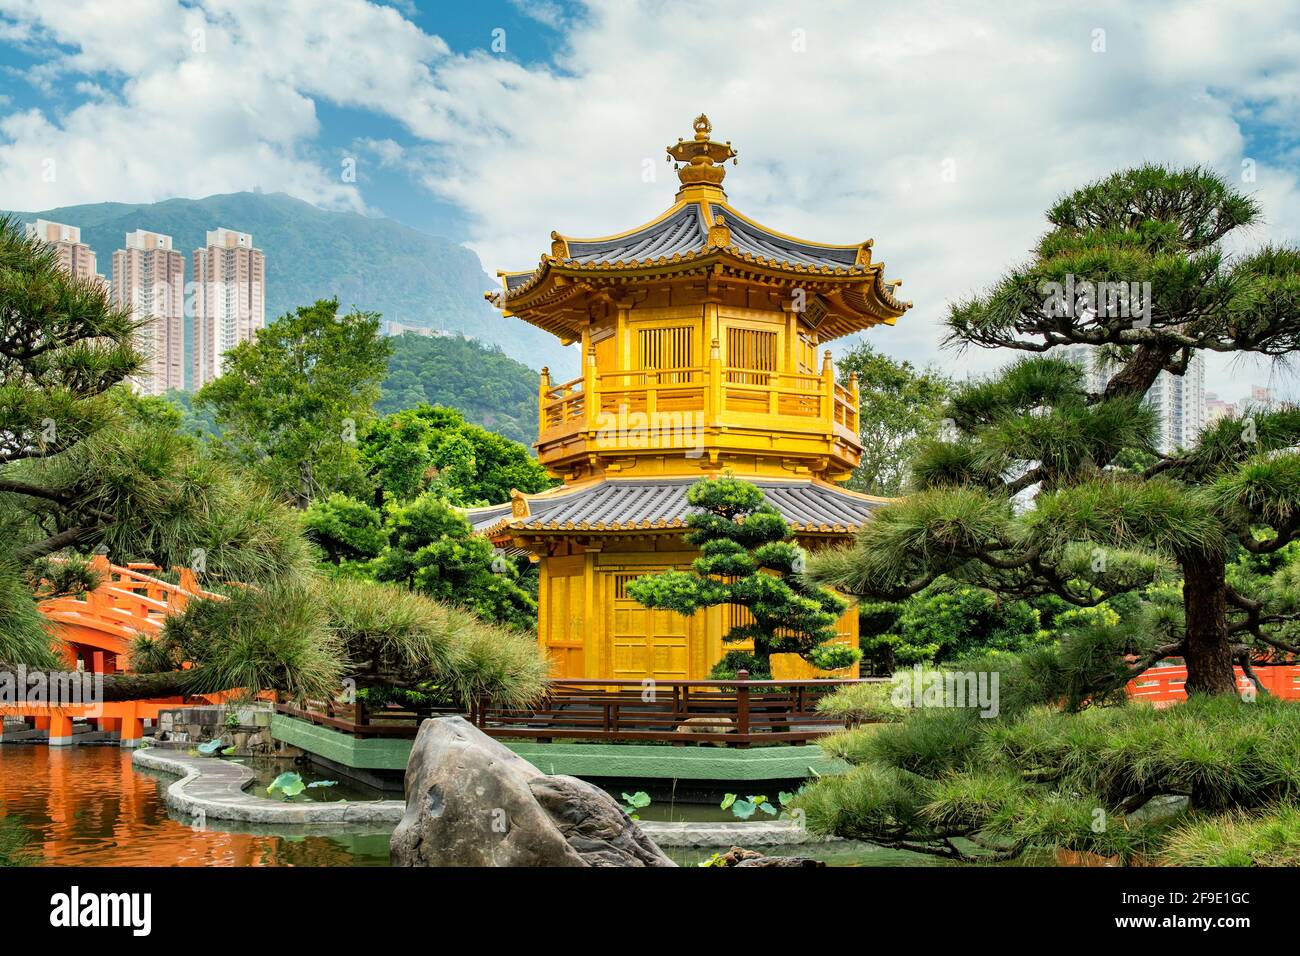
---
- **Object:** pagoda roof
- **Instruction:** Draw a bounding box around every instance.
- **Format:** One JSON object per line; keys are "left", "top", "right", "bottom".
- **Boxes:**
{"left": 465, "top": 477, "right": 887, "bottom": 539}
{"left": 490, "top": 115, "right": 911, "bottom": 342}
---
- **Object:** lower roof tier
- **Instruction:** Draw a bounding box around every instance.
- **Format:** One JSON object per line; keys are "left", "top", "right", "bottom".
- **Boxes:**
{"left": 466, "top": 476, "right": 887, "bottom": 539}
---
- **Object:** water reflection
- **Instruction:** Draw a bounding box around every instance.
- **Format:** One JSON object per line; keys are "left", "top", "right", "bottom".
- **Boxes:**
{"left": 0, "top": 746, "right": 392, "bottom": 866}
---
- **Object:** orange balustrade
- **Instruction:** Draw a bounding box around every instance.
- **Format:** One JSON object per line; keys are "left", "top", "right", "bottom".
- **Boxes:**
{"left": 1, "top": 555, "right": 228, "bottom": 745}
{"left": 1127, "top": 663, "right": 1300, "bottom": 705}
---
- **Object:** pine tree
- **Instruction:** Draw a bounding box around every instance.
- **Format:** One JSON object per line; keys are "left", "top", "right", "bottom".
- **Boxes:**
{"left": 810, "top": 166, "right": 1300, "bottom": 697}
{"left": 626, "top": 475, "right": 857, "bottom": 676}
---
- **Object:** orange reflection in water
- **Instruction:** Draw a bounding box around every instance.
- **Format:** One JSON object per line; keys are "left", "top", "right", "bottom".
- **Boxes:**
{"left": 0, "top": 746, "right": 390, "bottom": 866}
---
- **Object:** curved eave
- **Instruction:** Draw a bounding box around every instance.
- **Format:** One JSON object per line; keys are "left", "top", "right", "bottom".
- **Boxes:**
{"left": 494, "top": 248, "right": 910, "bottom": 342}
{"left": 482, "top": 518, "right": 863, "bottom": 540}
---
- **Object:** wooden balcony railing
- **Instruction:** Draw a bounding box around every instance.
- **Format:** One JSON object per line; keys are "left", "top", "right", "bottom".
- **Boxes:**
{"left": 536, "top": 349, "right": 862, "bottom": 455}
{"left": 277, "top": 676, "right": 881, "bottom": 746}
{"left": 276, "top": 697, "right": 462, "bottom": 738}
{"left": 540, "top": 375, "right": 586, "bottom": 434}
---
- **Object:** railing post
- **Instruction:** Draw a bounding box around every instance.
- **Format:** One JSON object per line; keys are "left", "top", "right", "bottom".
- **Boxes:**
{"left": 708, "top": 336, "right": 723, "bottom": 425}
{"left": 736, "top": 669, "right": 750, "bottom": 746}
{"left": 583, "top": 346, "right": 598, "bottom": 432}
{"left": 820, "top": 350, "right": 834, "bottom": 430}
{"left": 537, "top": 366, "right": 550, "bottom": 437}
{"left": 848, "top": 369, "right": 860, "bottom": 430}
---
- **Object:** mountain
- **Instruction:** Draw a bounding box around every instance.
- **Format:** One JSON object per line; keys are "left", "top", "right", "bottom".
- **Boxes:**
{"left": 5, "top": 191, "right": 575, "bottom": 375}
{"left": 378, "top": 332, "right": 540, "bottom": 447}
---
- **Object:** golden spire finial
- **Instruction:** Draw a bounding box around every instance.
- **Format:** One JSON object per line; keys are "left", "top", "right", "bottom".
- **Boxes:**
{"left": 667, "top": 114, "right": 738, "bottom": 194}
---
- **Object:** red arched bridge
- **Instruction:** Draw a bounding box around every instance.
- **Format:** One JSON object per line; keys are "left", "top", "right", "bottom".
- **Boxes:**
{"left": 2, "top": 556, "right": 229, "bottom": 746}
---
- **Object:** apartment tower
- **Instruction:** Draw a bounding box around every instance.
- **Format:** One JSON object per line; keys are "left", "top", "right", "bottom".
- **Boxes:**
{"left": 112, "top": 230, "right": 186, "bottom": 395}
{"left": 192, "top": 228, "right": 265, "bottom": 387}
{"left": 25, "top": 219, "right": 102, "bottom": 285}
{"left": 1056, "top": 343, "right": 1207, "bottom": 453}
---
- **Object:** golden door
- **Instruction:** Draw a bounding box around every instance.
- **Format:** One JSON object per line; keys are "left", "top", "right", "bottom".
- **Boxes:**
{"left": 542, "top": 555, "right": 586, "bottom": 678}
{"left": 609, "top": 571, "right": 691, "bottom": 681}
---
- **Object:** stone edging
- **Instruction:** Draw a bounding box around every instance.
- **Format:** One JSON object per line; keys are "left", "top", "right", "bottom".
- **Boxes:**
{"left": 131, "top": 748, "right": 405, "bottom": 825}
{"left": 638, "top": 819, "right": 841, "bottom": 847}
{"left": 131, "top": 749, "right": 837, "bottom": 846}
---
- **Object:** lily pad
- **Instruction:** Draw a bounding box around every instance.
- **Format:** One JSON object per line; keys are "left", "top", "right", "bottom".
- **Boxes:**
{"left": 267, "top": 771, "right": 305, "bottom": 798}
{"left": 196, "top": 738, "right": 225, "bottom": 755}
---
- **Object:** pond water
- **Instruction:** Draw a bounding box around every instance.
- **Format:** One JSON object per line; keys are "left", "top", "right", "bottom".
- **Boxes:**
{"left": 0, "top": 745, "right": 392, "bottom": 866}
{"left": 0, "top": 744, "right": 961, "bottom": 867}
{"left": 221, "top": 755, "right": 384, "bottom": 803}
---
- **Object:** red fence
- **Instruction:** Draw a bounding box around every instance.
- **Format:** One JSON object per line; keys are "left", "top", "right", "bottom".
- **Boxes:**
{"left": 1127, "top": 664, "right": 1300, "bottom": 704}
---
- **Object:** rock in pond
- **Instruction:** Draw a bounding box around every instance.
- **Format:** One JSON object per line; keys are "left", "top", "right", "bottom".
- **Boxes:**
{"left": 390, "top": 716, "right": 676, "bottom": 867}
{"left": 713, "top": 846, "right": 825, "bottom": 868}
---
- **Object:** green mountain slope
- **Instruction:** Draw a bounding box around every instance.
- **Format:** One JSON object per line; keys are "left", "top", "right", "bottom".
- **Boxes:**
{"left": 6, "top": 191, "right": 575, "bottom": 375}
{"left": 379, "top": 332, "right": 540, "bottom": 448}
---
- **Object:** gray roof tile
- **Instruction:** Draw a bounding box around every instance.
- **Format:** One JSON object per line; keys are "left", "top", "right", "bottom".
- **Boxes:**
{"left": 467, "top": 478, "right": 882, "bottom": 535}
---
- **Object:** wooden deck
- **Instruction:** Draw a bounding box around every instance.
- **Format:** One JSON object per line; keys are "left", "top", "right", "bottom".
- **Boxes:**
{"left": 277, "top": 675, "right": 878, "bottom": 746}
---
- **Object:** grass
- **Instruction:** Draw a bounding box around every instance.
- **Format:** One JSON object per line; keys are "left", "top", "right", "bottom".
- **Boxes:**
{"left": 796, "top": 694, "right": 1300, "bottom": 865}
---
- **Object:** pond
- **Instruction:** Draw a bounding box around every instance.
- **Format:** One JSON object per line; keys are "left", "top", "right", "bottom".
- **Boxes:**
{"left": 0, "top": 745, "right": 392, "bottom": 866}
{"left": 0, "top": 744, "right": 963, "bottom": 867}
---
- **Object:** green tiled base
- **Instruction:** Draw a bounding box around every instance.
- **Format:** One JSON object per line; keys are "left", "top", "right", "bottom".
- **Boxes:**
{"left": 270, "top": 715, "right": 845, "bottom": 781}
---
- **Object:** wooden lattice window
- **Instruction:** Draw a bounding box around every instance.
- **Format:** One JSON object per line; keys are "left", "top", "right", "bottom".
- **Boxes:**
{"left": 727, "top": 327, "right": 778, "bottom": 384}
{"left": 637, "top": 326, "right": 694, "bottom": 383}
{"left": 612, "top": 573, "right": 639, "bottom": 601}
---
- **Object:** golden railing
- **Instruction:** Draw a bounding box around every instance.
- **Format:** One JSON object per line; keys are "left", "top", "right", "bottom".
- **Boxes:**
{"left": 535, "top": 349, "right": 862, "bottom": 455}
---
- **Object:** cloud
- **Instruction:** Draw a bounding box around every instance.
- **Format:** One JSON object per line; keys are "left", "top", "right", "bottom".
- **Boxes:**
{"left": 0, "top": 0, "right": 448, "bottom": 212}
{"left": 1, "top": 0, "right": 1297, "bottom": 399}
{"left": 397, "top": 0, "right": 1300, "bottom": 398}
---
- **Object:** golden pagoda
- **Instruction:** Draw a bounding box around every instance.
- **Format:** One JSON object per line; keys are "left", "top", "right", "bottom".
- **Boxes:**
{"left": 470, "top": 115, "right": 910, "bottom": 681}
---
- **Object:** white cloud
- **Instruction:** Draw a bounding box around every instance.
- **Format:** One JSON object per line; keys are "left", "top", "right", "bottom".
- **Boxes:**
{"left": 0, "top": 0, "right": 447, "bottom": 212}
{"left": 1, "top": 0, "right": 1297, "bottom": 399}
{"left": 398, "top": 0, "right": 1300, "bottom": 400}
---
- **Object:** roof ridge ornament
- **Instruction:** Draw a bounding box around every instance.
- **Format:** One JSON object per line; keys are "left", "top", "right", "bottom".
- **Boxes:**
{"left": 667, "top": 114, "right": 737, "bottom": 195}
{"left": 707, "top": 212, "right": 731, "bottom": 248}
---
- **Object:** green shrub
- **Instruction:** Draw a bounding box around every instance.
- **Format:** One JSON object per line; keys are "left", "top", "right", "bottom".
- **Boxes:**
{"left": 795, "top": 691, "right": 1300, "bottom": 864}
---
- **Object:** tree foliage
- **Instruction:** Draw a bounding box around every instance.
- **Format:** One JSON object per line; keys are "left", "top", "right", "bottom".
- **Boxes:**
{"left": 858, "top": 583, "right": 1049, "bottom": 673}
{"left": 195, "top": 298, "right": 392, "bottom": 506}
{"left": 795, "top": 691, "right": 1300, "bottom": 865}
{"left": 809, "top": 165, "right": 1300, "bottom": 697}
{"left": 837, "top": 341, "right": 950, "bottom": 496}
{"left": 626, "top": 475, "right": 857, "bottom": 673}
{"left": 371, "top": 493, "right": 536, "bottom": 631}
{"left": 0, "top": 214, "right": 548, "bottom": 709}
{"left": 359, "top": 403, "right": 554, "bottom": 508}
{"left": 134, "top": 575, "right": 548, "bottom": 707}
{"left": 377, "top": 331, "right": 546, "bottom": 447}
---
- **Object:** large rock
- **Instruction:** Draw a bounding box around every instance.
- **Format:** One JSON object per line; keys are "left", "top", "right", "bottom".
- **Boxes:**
{"left": 390, "top": 716, "right": 676, "bottom": 867}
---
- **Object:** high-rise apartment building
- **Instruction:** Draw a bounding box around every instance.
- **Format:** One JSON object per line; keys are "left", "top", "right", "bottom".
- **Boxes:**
{"left": 112, "top": 230, "right": 186, "bottom": 396}
{"left": 25, "top": 219, "right": 100, "bottom": 282}
{"left": 1054, "top": 344, "right": 1207, "bottom": 454}
{"left": 192, "top": 228, "right": 265, "bottom": 387}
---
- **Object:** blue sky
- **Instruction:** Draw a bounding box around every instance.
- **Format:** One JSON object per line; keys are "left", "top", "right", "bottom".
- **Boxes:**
{"left": 1, "top": 0, "right": 1298, "bottom": 399}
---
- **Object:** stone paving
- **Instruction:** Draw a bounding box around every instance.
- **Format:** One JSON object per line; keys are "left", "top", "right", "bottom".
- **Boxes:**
{"left": 639, "top": 819, "right": 840, "bottom": 847}
{"left": 132, "top": 748, "right": 405, "bottom": 825}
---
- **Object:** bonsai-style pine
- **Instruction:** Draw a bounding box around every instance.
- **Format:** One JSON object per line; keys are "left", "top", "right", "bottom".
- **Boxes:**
{"left": 626, "top": 475, "right": 858, "bottom": 677}
{"left": 809, "top": 165, "right": 1300, "bottom": 697}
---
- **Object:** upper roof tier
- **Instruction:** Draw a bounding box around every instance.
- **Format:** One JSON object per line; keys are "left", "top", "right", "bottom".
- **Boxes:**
{"left": 490, "top": 115, "right": 911, "bottom": 343}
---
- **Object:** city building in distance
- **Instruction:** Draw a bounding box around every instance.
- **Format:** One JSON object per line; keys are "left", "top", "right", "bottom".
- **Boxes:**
{"left": 192, "top": 227, "right": 265, "bottom": 388}
{"left": 112, "top": 230, "right": 186, "bottom": 395}
{"left": 24, "top": 219, "right": 107, "bottom": 292}
{"left": 1054, "top": 343, "right": 1206, "bottom": 454}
